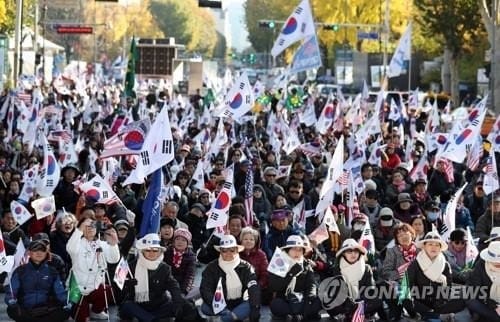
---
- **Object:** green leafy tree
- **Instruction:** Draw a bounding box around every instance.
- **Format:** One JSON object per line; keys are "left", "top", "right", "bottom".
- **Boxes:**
{"left": 0, "top": 0, "right": 35, "bottom": 35}
{"left": 150, "top": 0, "right": 218, "bottom": 58}
{"left": 414, "top": 0, "right": 485, "bottom": 105}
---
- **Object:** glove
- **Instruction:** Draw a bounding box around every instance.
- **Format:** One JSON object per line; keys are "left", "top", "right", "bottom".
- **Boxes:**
{"left": 249, "top": 307, "right": 260, "bottom": 322}
{"left": 288, "top": 263, "right": 302, "bottom": 277}
{"left": 7, "top": 299, "right": 17, "bottom": 306}
{"left": 63, "top": 303, "right": 73, "bottom": 312}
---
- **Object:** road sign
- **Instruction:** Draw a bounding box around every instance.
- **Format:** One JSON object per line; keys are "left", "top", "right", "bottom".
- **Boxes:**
{"left": 56, "top": 26, "right": 93, "bottom": 34}
{"left": 357, "top": 31, "right": 379, "bottom": 40}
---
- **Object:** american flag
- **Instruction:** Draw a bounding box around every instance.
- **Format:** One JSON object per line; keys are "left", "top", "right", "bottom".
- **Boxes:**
{"left": 299, "top": 141, "right": 322, "bottom": 157}
{"left": 244, "top": 165, "right": 254, "bottom": 226}
{"left": 47, "top": 130, "right": 72, "bottom": 143}
{"left": 439, "top": 158, "right": 455, "bottom": 183}
{"left": 17, "top": 92, "right": 32, "bottom": 106}
{"left": 467, "top": 137, "right": 484, "bottom": 171}
{"left": 483, "top": 155, "right": 499, "bottom": 194}
{"left": 351, "top": 300, "right": 365, "bottom": 322}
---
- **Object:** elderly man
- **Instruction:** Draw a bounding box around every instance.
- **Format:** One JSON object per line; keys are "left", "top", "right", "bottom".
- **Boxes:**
{"left": 161, "top": 201, "right": 188, "bottom": 229}
{"left": 261, "top": 167, "right": 285, "bottom": 204}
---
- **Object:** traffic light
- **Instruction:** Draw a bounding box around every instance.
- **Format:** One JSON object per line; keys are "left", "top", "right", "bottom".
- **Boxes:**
{"left": 198, "top": 0, "right": 222, "bottom": 8}
{"left": 259, "top": 20, "right": 275, "bottom": 29}
{"left": 323, "top": 24, "right": 340, "bottom": 31}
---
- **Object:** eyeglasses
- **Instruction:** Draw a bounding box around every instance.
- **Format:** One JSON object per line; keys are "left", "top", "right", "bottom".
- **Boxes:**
{"left": 220, "top": 248, "right": 237, "bottom": 253}
{"left": 144, "top": 249, "right": 161, "bottom": 253}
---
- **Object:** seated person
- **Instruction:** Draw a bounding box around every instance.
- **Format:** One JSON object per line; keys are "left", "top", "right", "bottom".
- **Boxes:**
{"left": 5, "top": 240, "right": 71, "bottom": 322}
{"left": 119, "top": 233, "right": 200, "bottom": 322}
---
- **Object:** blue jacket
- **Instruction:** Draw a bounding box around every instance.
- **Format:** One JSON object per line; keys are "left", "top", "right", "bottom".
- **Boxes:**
{"left": 5, "top": 260, "right": 67, "bottom": 309}
{"left": 262, "top": 226, "right": 300, "bottom": 260}
{"left": 455, "top": 207, "right": 474, "bottom": 231}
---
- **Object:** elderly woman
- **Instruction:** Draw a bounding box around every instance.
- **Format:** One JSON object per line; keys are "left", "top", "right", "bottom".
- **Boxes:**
{"left": 327, "top": 239, "right": 386, "bottom": 321}
{"left": 119, "top": 233, "right": 199, "bottom": 322}
{"left": 268, "top": 235, "right": 322, "bottom": 321}
{"left": 381, "top": 223, "right": 418, "bottom": 321}
{"left": 239, "top": 227, "right": 269, "bottom": 301}
{"left": 66, "top": 217, "right": 120, "bottom": 322}
{"left": 385, "top": 169, "right": 411, "bottom": 205}
{"left": 50, "top": 212, "right": 77, "bottom": 267}
{"left": 5, "top": 240, "right": 71, "bottom": 322}
{"left": 467, "top": 241, "right": 500, "bottom": 321}
{"left": 163, "top": 228, "right": 196, "bottom": 295}
{"left": 200, "top": 235, "right": 261, "bottom": 322}
{"left": 407, "top": 231, "right": 465, "bottom": 321}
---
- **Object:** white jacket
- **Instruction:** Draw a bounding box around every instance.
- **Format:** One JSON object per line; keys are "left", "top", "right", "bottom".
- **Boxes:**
{"left": 66, "top": 229, "right": 120, "bottom": 295}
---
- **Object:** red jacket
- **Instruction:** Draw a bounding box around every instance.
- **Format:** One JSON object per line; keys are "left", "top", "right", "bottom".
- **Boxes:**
{"left": 382, "top": 152, "right": 401, "bottom": 170}
{"left": 240, "top": 248, "right": 269, "bottom": 289}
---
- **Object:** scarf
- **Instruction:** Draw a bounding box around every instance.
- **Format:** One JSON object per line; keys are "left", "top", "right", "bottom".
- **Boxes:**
{"left": 340, "top": 257, "right": 366, "bottom": 299}
{"left": 448, "top": 244, "right": 466, "bottom": 268}
{"left": 285, "top": 256, "right": 304, "bottom": 296}
{"left": 218, "top": 255, "right": 243, "bottom": 300}
{"left": 399, "top": 243, "right": 417, "bottom": 263}
{"left": 416, "top": 251, "right": 447, "bottom": 286}
{"left": 393, "top": 181, "right": 406, "bottom": 192}
{"left": 172, "top": 249, "right": 184, "bottom": 268}
{"left": 485, "top": 262, "right": 500, "bottom": 303}
{"left": 135, "top": 251, "right": 164, "bottom": 303}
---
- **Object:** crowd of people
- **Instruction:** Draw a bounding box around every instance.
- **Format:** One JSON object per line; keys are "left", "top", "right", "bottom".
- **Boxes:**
{"left": 0, "top": 79, "right": 499, "bottom": 322}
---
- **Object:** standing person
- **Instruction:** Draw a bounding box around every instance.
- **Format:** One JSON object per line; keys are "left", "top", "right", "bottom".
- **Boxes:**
{"left": 467, "top": 241, "right": 500, "bottom": 321}
{"left": 200, "top": 235, "right": 261, "bottom": 322}
{"left": 326, "top": 239, "right": 386, "bottom": 321}
{"left": 268, "top": 235, "right": 322, "bottom": 321}
{"left": 407, "top": 231, "right": 465, "bottom": 321}
{"left": 5, "top": 240, "right": 71, "bottom": 322}
{"left": 119, "top": 234, "right": 200, "bottom": 322}
{"left": 66, "top": 217, "right": 120, "bottom": 322}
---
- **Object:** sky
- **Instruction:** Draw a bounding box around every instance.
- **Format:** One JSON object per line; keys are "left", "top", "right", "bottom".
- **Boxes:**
{"left": 225, "top": 0, "right": 251, "bottom": 51}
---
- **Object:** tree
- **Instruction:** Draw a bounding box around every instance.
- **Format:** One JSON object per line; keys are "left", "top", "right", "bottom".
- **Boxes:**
{"left": 479, "top": 0, "right": 500, "bottom": 112}
{"left": 150, "top": 0, "right": 218, "bottom": 59}
{"left": 414, "top": 0, "right": 484, "bottom": 106}
{"left": 0, "top": 0, "right": 36, "bottom": 35}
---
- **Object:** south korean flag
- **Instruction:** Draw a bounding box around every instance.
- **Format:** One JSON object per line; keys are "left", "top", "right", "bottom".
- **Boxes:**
{"left": 222, "top": 72, "right": 254, "bottom": 121}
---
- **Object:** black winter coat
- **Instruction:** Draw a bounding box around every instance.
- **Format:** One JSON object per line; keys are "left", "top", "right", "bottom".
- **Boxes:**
{"left": 268, "top": 261, "right": 317, "bottom": 300}
{"left": 120, "top": 259, "right": 183, "bottom": 311}
{"left": 407, "top": 255, "right": 452, "bottom": 309}
{"left": 200, "top": 258, "right": 261, "bottom": 310}
{"left": 164, "top": 247, "right": 196, "bottom": 294}
{"left": 467, "top": 258, "right": 497, "bottom": 307}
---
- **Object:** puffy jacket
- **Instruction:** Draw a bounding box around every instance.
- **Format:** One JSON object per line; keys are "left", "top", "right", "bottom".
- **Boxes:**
{"left": 407, "top": 254, "right": 453, "bottom": 309}
{"left": 200, "top": 258, "right": 261, "bottom": 310}
{"left": 66, "top": 229, "right": 120, "bottom": 295}
{"left": 268, "top": 261, "right": 317, "bottom": 300}
{"left": 5, "top": 260, "right": 67, "bottom": 309}
{"left": 164, "top": 247, "right": 196, "bottom": 294}
{"left": 240, "top": 245, "right": 269, "bottom": 289}
{"left": 262, "top": 226, "right": 300, "bottom": 260}
{"left": 476, "top": 210, "right": 500, "bottom": 245}
{"left": 120, "top": 259, "right": 184, "bottom": 310}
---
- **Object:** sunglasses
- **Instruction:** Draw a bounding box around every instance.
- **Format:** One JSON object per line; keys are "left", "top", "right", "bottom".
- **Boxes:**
{"left": 265, "top": 174, "right": 276, "bottom": 177}
{"left": 289, "top": 190, "right": 301, "bottom": 194}
{"left": 220, "top": 248, "right": 237, "bottom": 253}
{"left": 453, "top": 240, "right": 466, "bottom": 245}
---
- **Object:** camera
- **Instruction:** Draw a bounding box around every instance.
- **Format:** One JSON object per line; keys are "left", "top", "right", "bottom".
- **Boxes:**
{"left": 95, "top": 221, "right": 113, "bottom": 235}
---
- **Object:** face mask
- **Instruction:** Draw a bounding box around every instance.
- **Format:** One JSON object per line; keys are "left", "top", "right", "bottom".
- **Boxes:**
{"left": 381, "top": 219, "right": 393, "bottom": 227}
{"left": 353, "top": 223, "right": 365, "bottom": 231}
{"left": 427, "top": 212, "right": 439, "bottom": 222}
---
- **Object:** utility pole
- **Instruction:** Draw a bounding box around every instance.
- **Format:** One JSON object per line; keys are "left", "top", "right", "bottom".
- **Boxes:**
{"left": 34, "top": 0, "right": 39, "bottom": 75}
{"left": 492, "top": 0, "right": 497, "bottom": 111}
{"left": 13, "top": 0, "right": 24, "bottom": 85}
{"left": 382, "top": 0, "right": 390, "bottom": 82}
